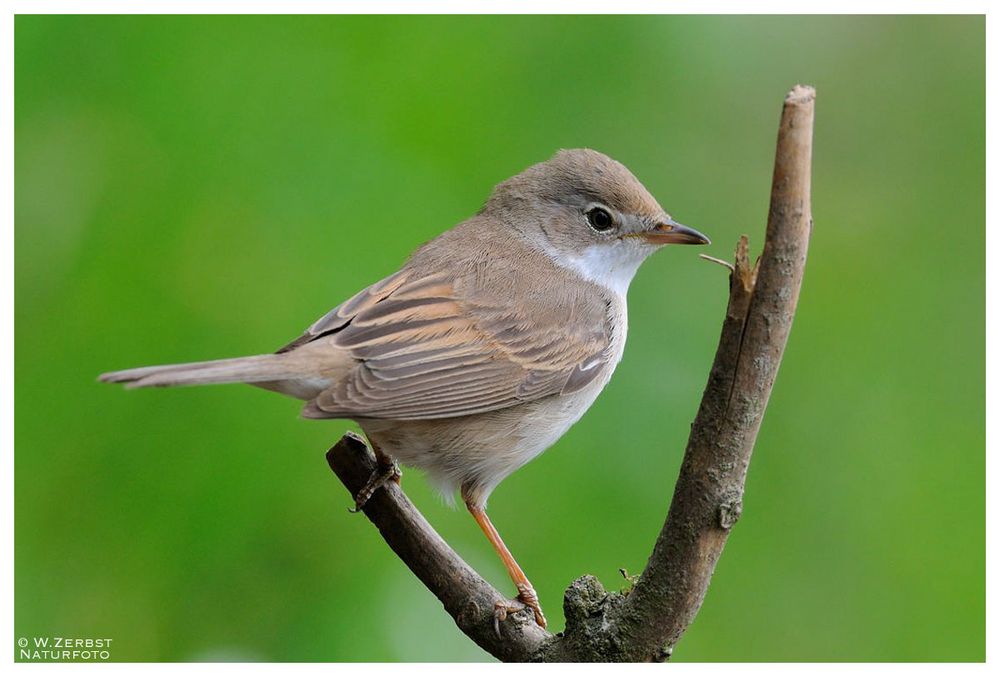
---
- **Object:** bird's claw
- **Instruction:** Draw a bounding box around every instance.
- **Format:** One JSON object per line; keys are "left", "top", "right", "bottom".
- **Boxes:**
{"left": 493, "top": 598, "right": 525, "bottom": 638}
{"left": 349, "top": 461, "right": 401, "bottom": 513}
{"left": 492, "top": 583, "right": 547, "bottom": 637}
{"left": 516, "top": 582, "right": 547, "bottom": 629}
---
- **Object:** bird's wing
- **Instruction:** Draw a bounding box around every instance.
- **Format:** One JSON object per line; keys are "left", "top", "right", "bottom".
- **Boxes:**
{"left": 276, "top": 270, "right": 413, "bottom": 354}
{"left": 287, "top": 271, "right": 612, "bottom": 420}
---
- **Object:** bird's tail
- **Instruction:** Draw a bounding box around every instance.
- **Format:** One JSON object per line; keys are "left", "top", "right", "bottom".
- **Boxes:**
{"left": 99, "top": 354, "right": 295, "bottom": 389}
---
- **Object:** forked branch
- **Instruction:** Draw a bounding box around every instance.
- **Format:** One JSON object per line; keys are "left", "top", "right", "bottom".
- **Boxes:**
{"left": 325, "top": 84, "right": 815, "bottom": 662}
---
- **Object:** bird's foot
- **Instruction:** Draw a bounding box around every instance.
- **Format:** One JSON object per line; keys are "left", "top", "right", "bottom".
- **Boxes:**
{"left": 517, "top": 582, "right": 547, "bottom": 629}
{"left": 493, "top": 598, "right": 525, "bottom": 638}
{"left": 349, "top": 460, "right": 401, "bottom": 513}
{"left": 492, "top": 583, "right": 547, "bottom": 636}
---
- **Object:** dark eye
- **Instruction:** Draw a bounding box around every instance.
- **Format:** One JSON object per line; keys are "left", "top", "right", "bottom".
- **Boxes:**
{"left": 587, "top": 207, "right": 614, "bottom": 231}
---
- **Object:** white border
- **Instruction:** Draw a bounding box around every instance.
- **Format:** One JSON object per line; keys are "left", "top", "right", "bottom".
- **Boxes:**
{"left": 984, "top": 6, "right": 994, "bottom": 670}
{"left": 2, "top": 1, "right": 996, "bottom": 16}
{"left": 4, "top": 2, "right": 991, "bottom": 672}
{"left": 4, "top": 0, "right": 15, "bottom": 671}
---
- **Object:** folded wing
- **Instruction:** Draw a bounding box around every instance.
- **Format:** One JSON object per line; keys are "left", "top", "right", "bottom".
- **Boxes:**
{"left": 284, "top": 271, "right": 611, "bottom": 420}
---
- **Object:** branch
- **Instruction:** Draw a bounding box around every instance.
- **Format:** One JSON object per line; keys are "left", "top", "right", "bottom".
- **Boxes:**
{"left": 324, "top": 85, "right": 815, "bottom": 662}
{"left": 325, "top": 433, "right": 551, "bottom": 661}
{"left": 610, "top": 84, "right": 815, "bottom": 659}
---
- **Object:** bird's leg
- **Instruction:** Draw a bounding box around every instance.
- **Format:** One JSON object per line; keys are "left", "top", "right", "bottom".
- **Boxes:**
{"left": 463, "top": 498, "right": 547, "bottom": 632}
{"left": 349, "top": 440, "right": 401, "bottom": 513}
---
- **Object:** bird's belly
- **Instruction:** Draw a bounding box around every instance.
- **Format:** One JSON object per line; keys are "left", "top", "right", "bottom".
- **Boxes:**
{"left": 359, "top": 376, "right": 610, "bottom": 506}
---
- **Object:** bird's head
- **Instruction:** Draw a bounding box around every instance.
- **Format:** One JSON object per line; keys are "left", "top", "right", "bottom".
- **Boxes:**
{"left": 483, "top": 148, "right": 710, "bottom": 294}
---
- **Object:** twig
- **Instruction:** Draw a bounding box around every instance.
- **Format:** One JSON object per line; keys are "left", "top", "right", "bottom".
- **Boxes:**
{"left": 699, "top": 253, "right": 736, "bottom": 271}
{"left": 324, "top": 84, "right": 814, "bottom": 662}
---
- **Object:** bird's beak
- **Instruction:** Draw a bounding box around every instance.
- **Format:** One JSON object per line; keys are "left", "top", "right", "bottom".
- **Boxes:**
{"left": 640, "top": 218, "right": 711, "bottom": 245}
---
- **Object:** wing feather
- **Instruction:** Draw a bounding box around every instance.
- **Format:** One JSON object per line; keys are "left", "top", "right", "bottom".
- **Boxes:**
{"left": 285, "top": 271, "right": 611, "bottom": 420}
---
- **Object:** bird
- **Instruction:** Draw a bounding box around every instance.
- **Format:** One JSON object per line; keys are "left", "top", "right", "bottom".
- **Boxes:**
{"left": 99, "top": 148, "right": 710, "bottom": 630}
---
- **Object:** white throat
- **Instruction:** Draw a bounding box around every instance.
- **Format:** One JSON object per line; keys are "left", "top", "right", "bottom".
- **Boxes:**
{"left": 540, "top": 240, "right": 653, "bottom": 298}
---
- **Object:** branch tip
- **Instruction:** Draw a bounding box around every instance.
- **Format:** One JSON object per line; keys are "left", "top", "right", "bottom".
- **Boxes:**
{"left": 785, "top": 84, "right": 816, "bottom": 104}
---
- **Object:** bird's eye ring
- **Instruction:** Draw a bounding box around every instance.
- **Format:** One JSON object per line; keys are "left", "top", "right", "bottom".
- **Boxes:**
{"left": 586, "top": 206, "right": 614, "bottom": 232}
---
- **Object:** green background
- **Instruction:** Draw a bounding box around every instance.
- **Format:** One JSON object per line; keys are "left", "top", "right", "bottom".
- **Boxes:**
{"left": 15, "top": 15, "right": 984, "bottom": 661}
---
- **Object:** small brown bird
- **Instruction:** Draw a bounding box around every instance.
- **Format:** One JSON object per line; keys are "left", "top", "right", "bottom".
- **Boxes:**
{"left": 100, "top": 149, "right": 709, "bottom": 629}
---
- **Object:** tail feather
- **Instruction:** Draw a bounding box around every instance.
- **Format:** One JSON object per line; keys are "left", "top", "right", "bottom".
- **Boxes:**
{"left": 99, "top": 354, "right": 295, "bottom": 389}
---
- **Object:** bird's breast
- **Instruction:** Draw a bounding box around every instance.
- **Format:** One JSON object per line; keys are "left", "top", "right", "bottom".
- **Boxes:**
{"left": 605, "top": 293, "right": 629, "bottom": 368}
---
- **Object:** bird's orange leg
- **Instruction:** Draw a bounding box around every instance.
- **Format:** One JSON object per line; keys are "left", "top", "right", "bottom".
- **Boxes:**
{"left": 464, "top": 500, "right": 547, "bottom": 631}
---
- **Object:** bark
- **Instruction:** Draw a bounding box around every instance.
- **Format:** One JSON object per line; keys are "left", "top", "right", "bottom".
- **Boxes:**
{"left": 325, "top": 84, "right": 815, "bottom": 662}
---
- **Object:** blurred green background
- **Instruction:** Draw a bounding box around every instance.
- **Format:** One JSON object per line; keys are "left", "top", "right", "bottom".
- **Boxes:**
{"left": 15, "top": 15, "right": 984, "bottom": 662}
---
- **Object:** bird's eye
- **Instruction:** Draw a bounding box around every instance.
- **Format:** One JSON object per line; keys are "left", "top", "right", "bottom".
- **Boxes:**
{"left": 586, "top": 207, "right": 614, "bottom": 232}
